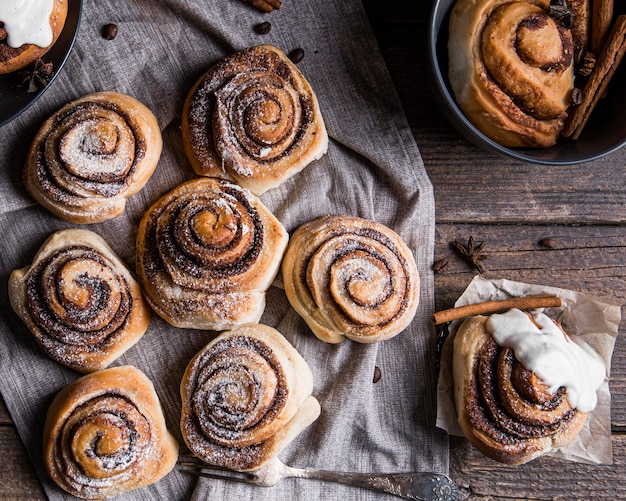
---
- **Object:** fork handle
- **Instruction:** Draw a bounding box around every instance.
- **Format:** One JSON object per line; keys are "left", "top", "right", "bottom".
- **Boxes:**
{"left": 296, "top": 468, "right": 459, "bottom": 500}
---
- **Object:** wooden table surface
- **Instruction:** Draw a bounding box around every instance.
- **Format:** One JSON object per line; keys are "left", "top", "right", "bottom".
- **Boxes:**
{"left": 2, "top": 1, "right": 625, "bottom": 499}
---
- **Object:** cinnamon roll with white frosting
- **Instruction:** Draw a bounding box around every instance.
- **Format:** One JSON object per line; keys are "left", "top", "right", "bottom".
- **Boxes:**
{"left": 453, "top": 309, "right": 606, "bottom": 464}
{"left": 182, "top": 44, "right": 328, "bottom": 195}
{"left": 136, "top": 177, "right": 288, "bottom": 330}
{"left": 180, "top": 323, "right": 320, "bottom": 471}
{"left": 282, "top": 215, "right": 420, "bottom": 344}
{"left": 0, "top": 0, "right": 68, "bottom": 74}
{"left": 24, "top": 91, "right": 162, "bottom": 223}
{"left": 8, "top": 229, "right": 151, "bottom": 373}
{"left": 43, "top": 365, "right": 178, "bottom": 499}
{"left": 448, "top": 0, "right": 580, "bottom": 147}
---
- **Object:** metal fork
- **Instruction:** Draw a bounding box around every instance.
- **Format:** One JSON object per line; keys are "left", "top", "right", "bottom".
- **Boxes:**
{"left": 179, "top": 456, "right": 460, "bottom": 500}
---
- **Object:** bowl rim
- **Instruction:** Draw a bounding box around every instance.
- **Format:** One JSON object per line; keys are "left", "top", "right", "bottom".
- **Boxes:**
{"left": 426, "top": 0, "right": 626, "bottom": 165}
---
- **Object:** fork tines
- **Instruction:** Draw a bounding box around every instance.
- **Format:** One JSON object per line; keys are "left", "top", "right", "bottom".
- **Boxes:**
{"left": 178, "top": 456, "right": 256, "bottom": 484}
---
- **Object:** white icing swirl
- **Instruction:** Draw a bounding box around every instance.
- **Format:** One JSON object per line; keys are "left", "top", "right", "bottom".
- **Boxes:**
{"left": 486, "top": 308, "right": 606, "bottom": 412}
{"left": 0, "top": 0, "right": 54, "bottom": 48}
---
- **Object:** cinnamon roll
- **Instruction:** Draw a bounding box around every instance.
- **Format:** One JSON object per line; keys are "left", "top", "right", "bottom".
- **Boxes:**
{"left": 43, "top": 365, "right": 178, "bottom": 499}
{"left": 8, "top": 229, "right": 151, "bottom": 373}
{"left": 282, "top": 215, "right": 420, "bottom": 344}
{"left": 448, "top": 0, "right": 579, "bottom": 147}
{"left": 180, "top": 323, "right": 320, "bottom": 471}
{"left": 0, "top": 0, "right": 68, "bottom": 74}
{"left": 24, "top": 91, "right": 162, "bottom": 223}
{"left": 136, "top": 177, "right": 288, "bottom": 330}
{"left": 453, "top": 309, "right": 606, "bottom": 464}
{"left": 182, "top": 44, "right": 328, "bottom": 195}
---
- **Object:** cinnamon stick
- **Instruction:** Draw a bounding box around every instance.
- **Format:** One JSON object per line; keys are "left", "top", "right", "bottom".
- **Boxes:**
{"left": 431, "top": 295, "right": 562, "bottom": 325}
{"left": 562, "top": 15, "right": 626, "bottom": 139}
{"left": 241, "top": 0, "right": 281, "bottom": 12}
{"left": 591, "top": 0, "right": 614, "bottom": 53}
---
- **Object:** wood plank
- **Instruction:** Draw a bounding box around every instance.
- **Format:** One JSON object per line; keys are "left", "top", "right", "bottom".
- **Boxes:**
{"left": 450, "top": 435, "right": 626, "bottom": 500}
{"left": 432, "top": 223, "right": 626, "bottom": 314}
{"left": 0, "top": 396, "right": 11, "bottom": 424}
{"left": 0, "top": 426, "right": 45, "bottom": 500}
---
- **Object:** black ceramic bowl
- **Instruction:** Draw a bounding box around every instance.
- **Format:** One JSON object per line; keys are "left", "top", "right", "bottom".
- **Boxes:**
{"left": 427, "top": 0, "right": 626, "bottom": 164}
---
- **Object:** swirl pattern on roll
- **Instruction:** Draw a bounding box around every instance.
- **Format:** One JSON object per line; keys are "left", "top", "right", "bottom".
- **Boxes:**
{"left": 180, "top": 324, "right": 320, "bottom": 471}
{"left": 136, "top": 178, "right": 288, "bottom": 330}
{"left": 24, "top": 91, "right": 162, "bottom": 223}
{"left": 8, "top": 229, "right": 150, "bottom": 373}
{"left": 282, "top": 215, "right": 420, "bottom": 344}
{"left": 182, "top": 44, "right": 328, "bottom": 195}
{"left": 44, "top": 366, "right": 178, "bottom": 499}
{"left": 448, "top": 0, "right": 576, "bottom": 147}
{"left": 452, "top": 315, "right": 588, "bottom": 465}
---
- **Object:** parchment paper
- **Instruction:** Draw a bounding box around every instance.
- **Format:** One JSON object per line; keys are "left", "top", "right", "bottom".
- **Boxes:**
{"left": 436, "top": 275, "right": 621, "bottom": 465}
{"left": 0, "top": 1, "right": 445, "bottom": 500}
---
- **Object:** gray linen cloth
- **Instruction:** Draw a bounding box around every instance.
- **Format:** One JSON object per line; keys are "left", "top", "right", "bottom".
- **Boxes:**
{"left": 0, "top": 0, "right": 447, "bottom": 500}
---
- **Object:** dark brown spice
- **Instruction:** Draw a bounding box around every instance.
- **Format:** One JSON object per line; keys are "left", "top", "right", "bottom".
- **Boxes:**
{"left": 18, "top": 59, "right": 54, "bottom": 93}
{"left": 432, "top": 259, "right": 449, "bottom": 274}
{"left": 451, "top": 236, "right": 489, "bottom": 273}
{"left": 254, "top": 21, "right": 272, "bottom": 34}
{"left": 549, "top": 0, "right": 574, "bottom": 29}
{"left": 539, "top": 237, "right": 557, "bottom": 249}
{"left": 102, "top": 23, "right": 118, "bottom": 40}
{"left": 578, "top": 51, "right": 596, "bottom": 77}
{"left": 288, "top": 48, "right": 305, "bottom": 63}
{"left": 373, "top": 366, "right": 382, "bottom": 383}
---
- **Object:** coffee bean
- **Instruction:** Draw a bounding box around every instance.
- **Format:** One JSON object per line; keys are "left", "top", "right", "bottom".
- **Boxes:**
{"left": 373, "top": 366, "right": 382, "bottom": 384}
{"left": 254, "top": 22, "right": 272, "bottom": 34}
{"left": 102, "top": 23, "right": 118, "bottom": 40}
{"left": 288, "top": 48, "right": 305, "bottom": 63}
{"left": 539, "top": 237, "right": 557, "bottom": 249}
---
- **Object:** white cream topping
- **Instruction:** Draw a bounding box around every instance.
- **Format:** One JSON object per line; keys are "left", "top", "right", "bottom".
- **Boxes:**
{"left": 486, "top": 308, "right": 606, "bottom": 413}
{"left": 0, "top": 0, "right": 55, "bottom": 48}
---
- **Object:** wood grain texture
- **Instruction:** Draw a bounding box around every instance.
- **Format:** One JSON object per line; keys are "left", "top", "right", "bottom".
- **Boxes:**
{"left": 0, "top": 426, "right": 45, "bottom": 500}
{"left": 450, "top": 435, "right": 626, "bottom": 500}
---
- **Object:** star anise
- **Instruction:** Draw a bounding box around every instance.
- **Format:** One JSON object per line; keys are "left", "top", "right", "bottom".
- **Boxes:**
{"left": 18, "top": 59, "right": 55, "bottom": 93}
{"left": 549, "top": 0, "right": 575, "bottom": 29}
{"left": 451, "top": 236, "right": 489, "bottom": 273}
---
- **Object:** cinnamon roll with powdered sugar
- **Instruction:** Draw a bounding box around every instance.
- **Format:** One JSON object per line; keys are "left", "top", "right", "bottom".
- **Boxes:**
{"left": 136, "top": 177, "right": 288, "bottom": 330}
{"left": 182, "top": 44, "right": 328, "bottom": 195}
{"left": 282, "top": 215, "right": 420, "bottom": 344}
{"left": 180, "top": 324, "right": 320, "bottom": 470}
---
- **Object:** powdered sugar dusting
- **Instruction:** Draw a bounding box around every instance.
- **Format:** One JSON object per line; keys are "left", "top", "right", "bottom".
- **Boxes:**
{"left": 58, "top": 117, "right": 135, "bottom": 180}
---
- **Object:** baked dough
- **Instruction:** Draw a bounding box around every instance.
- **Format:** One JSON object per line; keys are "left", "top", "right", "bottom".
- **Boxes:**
{"left": 282, "top": 215, "right": 420, "bottom": 343}
{"left": 43, "top": 365, "right": 178, "bottom": 499}
{"left": 448, "top": 0, "right": 577, "bottom": 147}
{"left": 24, "top": 91, "right": 162, "bottom": 223}
{"left": 453, "top": 314, "right": 589, "bottom": 464}
{"left": 182, "top": 44, "right": 328, "bottom": 195}
{"left": 9, "top": 229, "right": 151, "bottom": 373}
{"left": 180, "top": 323, "right": 320, "bottom": 471}
{"left": 136, "top": 177, "right": 288, "bottom": 330}
{"left": 0, "top": 0, "right": 68, "bottom": 74}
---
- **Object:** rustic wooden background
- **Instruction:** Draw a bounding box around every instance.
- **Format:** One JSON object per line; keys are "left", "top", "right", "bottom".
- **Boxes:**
{"left": 1, "top": 1, "right": 625, "bottom": 499}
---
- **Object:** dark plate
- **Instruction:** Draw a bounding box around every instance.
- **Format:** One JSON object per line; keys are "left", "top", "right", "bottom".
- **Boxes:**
{"left": 0, "top": 0, "right": 82, "bottom": 127}
{"left": 428, "top": 0, "right": 626, "bottom": 165}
